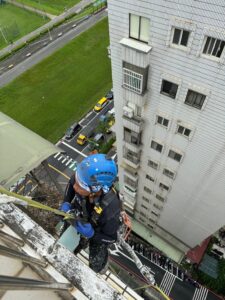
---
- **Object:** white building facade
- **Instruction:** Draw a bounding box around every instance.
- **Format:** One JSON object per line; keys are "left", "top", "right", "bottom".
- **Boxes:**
{"left": 108, "top": 0, "right": 225, "bottom": 253}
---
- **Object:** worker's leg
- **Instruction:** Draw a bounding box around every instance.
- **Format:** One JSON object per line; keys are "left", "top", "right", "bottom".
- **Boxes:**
{"left": 89, "top": 240, "right": 109, "bottom": 273}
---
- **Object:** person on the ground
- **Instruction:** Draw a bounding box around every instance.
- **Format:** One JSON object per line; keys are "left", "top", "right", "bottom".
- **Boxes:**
{"left": 60, "top": 153, "right": 121, "bottom": 274}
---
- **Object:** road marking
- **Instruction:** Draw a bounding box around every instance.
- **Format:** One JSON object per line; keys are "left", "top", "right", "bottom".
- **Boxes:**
{"left": 69, "top": 162, "right": 76, "bottom": 169}
{"left": 159, "top": 271, "right": 176, "bottom": 296}
{"left": 62, "top": 157, "right": 68, "bottom": 163}
{"left": 61, "top": 141, "right": 87, "bottom": 157}
{"left": 192, "top": 286, "right": 208, "bottom": 300}
{"left": 48, "top": 164, "right": 70, "bottom": 180}
{"left": 17, "top": 180, "right": 32, "bottom": 194}
{"left": 54, "top": 152, "right": 60, "bottom": 158}
{"left": 57, "top": 155, "right": 63, "bottom": 161}
{"left": 65, "top": 158, "right": 73, "bottom": 166}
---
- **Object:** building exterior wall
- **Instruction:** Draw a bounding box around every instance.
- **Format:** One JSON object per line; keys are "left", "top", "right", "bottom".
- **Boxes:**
{"left": 108, "top": 0, "right": 225, "bottom": 252}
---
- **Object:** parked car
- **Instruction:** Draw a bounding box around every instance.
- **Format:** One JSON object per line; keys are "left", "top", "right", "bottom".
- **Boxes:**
{"left": 65, "top": 123, "right": 82, "bottom": 140}
{"left": 94, "top": 97, "right": 108, "bottom": 112}
{"left": 106, "top": 90, "right": 114, "bottom": 100}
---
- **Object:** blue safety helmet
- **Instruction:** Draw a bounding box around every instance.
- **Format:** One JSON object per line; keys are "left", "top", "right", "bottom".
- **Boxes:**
{"left": 76, "top": 154, "right": 117, "bottom": 193}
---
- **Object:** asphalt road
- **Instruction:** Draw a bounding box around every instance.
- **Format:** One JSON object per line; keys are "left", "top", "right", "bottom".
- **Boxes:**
{"left": 108, "top": 243, "right": 221, "bottom": 300}
{"left": 0, "top": 9, "right": 107, "bottom": 87}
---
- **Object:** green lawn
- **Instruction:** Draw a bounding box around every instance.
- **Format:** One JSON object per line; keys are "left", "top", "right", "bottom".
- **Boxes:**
{"left": 0, "top": 18, "right": 112, "bottom": 143}
{"left": 15, "top": 0, "right": 81, "bottom": 15}
{"left": 0, "top": 4, "right": 49, "bottom": 50}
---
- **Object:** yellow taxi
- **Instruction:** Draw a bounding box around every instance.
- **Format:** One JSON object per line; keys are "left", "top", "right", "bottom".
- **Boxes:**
{"left": 94, "top": 97, "right": 107, "bottom": 112}
{"left": 77, "top": 134, "right": 87, "bottom": 145}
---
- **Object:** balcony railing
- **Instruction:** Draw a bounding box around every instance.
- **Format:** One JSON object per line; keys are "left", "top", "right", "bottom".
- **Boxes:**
{"left": 122, "top": 115, "right": 144, "bottom": 133}
{"left": 123, "top": 152, "right": 140, "bottom": 169}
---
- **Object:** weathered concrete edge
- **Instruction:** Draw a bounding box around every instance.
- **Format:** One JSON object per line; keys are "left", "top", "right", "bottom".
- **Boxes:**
{"left": 0, "top": 201, "right": 124, "bottom": 300}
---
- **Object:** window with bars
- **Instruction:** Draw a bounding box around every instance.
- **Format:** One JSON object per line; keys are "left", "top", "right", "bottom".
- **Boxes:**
{"left": 151, "top": 140, "right": 163, "bottom": 153}
{"left": 161, "top": 80, "right": 178, "bottom": 99}
{"left": 163, "top": 168, "right": 175, "bottom": 179}
{"left": 159, "top": 182, "right": 170, "bottom": 191}
{"left": 123, "top": 62, "right": 148, "bottom": 94}
{"left": 142, "top": 196, "right": 150, "bottom": 203}
{"left": 139, "top": 217, "right": 146, "bottom": 223}
{"left": 123, "top": 68, "right": 143, "bottom": 94}
{"left": 172, "top": 28, "right": 190, "bottom": 47}
{"left": 148, "top": 224, "right": 154, "bottom": 229}
{"left": 176, "top": 124, "right": 191, "bottom": 138}
{"left": 149, "top": 218, "right": 156, "bottom": 224}
{"left": 146, "top": 174, "right": 155, "bottom": 182}
{"left": 144, "top": 186, "right": 152, "bottom": 194}
{"left": 156, "top": 115, "right": 169, "bottom": 128}
{"left": 124, "top": 175, "right": 137, "bottom": 189}
{"left": 168, "top": 149, "right": 182, "bottom": 162}
{"left": 148, "top": 160, "right": 159, "bottom": 170}
{"left": 156, "top": 194, "right": 165, "bottom": 202}
{"left": 203, "top": 36, "right": 225, "bottom": 58}
{"left": 140, "top": 211, "right": 147, "bottom": 217}
{"left": 129, "top": 14, "right": 150, "bottom": 43}
{"left": 185, "top": 90, "right": 206, "bottom": 110}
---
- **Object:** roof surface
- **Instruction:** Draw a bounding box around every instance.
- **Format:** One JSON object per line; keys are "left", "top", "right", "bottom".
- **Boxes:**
{"left": 0, "top": 112, "right": 60, "bottom": 189}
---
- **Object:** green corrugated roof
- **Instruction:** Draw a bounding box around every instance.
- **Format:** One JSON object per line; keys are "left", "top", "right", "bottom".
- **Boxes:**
{"left": 0, "top": 112, "right": 60, "bottom": 189}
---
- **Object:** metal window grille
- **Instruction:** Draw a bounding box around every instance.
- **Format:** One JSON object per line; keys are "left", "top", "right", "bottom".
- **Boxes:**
{"left": 142, "top": 196, "right": 150, "bottom": 203}
{"left": 123, "top": 68, "right": 143, "bottom": 94}
{"left": 146, "top": 175, "right": 154, "bottom": 182}
{"left": 156, "top": 194, "right": 165, "bottom": 202}
{"left": 185, "top": 90, "right": 206, "bottom": 109}
{"left": 203, "top": 36, "right": 225, "bottom": 58}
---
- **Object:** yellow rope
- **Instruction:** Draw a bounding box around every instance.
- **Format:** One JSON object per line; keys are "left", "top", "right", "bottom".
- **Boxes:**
{"left": 0, "top": 187, "right": 74, "bottom": 219}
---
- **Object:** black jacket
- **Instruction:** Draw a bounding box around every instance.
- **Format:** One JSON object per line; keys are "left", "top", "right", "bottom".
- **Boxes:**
{"left": 64, "top": 175, "right": 121, "bottom": 244}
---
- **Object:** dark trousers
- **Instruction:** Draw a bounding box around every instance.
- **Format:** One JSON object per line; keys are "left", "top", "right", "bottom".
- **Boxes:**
{"left": 89, "top": 240, "right": 109, "bottom": 273}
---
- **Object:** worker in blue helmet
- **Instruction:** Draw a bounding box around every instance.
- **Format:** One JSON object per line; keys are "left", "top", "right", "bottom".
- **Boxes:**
{"left": 60, "top": 154, "right": 121, "bottom": 274}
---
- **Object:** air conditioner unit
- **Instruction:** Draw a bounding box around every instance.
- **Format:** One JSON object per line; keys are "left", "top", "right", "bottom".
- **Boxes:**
{"left": 123, "top": 106, "right": 134, "bottom": 118}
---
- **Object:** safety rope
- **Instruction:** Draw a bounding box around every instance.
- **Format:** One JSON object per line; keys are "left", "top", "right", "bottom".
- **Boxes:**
{"left": 0, "top": 187, "right": 74, "bottom": 220}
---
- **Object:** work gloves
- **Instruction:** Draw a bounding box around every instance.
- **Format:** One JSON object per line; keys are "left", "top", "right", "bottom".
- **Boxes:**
{"left": 59, "top": 202, "right": 94, "bottom": 238}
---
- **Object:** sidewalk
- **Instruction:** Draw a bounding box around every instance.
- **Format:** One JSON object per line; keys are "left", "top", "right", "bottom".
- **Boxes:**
{"left": 0, "top": 0, "right": 93, "bottom": 59}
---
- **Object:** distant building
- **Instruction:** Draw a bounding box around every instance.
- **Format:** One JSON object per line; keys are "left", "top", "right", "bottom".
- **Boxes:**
{"left": 108, "top": 0, "right": 225, "bottom": 255}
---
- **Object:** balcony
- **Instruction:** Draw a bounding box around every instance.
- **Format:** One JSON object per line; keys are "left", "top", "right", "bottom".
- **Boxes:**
{"left": 124, "top": 175, "right": 138, "bottom": 191}
{"left": 124, "top": 185, "right": 137, "bottom": 198}
{"left": 123, "top": 153, "right": 140, "bottom": 169}
{"left": 122, "top": 114, "right": 144, "bottom": 134}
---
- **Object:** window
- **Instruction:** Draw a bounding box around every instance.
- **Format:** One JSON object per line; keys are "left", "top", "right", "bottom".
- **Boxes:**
{"left": 203, "top": 36, "right": 225, "bottom": 58}
{"left": 129, "top": 14, "right": 149, "bottom": 43}
{"left": 161, "top": 80, "right": 178, "bottom": 99}
{"left": 156, "top": 115, "right": 169, "bottom": 128}
{"left": 123, "top": 62, "right": 148, "bottom": 94}
{"left": 156, "top": 194, "right": 165, "bottom": 202}
{"left": 141, "top": 204, "right": 148, "bottom": 210}
{"left": 140, "top": 211, "right": 146, "bottom": 217}
{"left": 177, "top": 124, "right": 191, "bottom": 137}
{"left": 148, "top": 160, "right": 158, "bottom": 170}
{"left": 151, "top": 211, "right": 159, "bottom": 217}
{"left": 159, "top": 182, "right": 170, "bottom": 191}
{"left": 146, "top": 175, "right": 155, "bottom": 182}
{"left": 185, "top": 90, "right": 206, "bottom": 110}
{"left": 151, "top": 140, "right": 163, "bottom": 153}
{"left": 144, "top": 186, "right": 152, "bottom": 194}
{"left": 153, "top": 203, "right": 163, "bottom": 210}
{"left": 123, "top": 68, "right": 143, "bottom": 94}
{"left": 149, "top": 218, "right": 156, "bottom": 224}
{"left": 124, "top": 175, "right": 137, "bottom": 189}
{"left": 172, "top": 28, "right": 190, "bottom": 47}
{"left": 148, "top": 224, "right": 154, "bottom": 229}
{"left": 142, "top": 196, "right": 150, "bottom": 203}
{"left": 124, "top": 128, "right": 142, "bottom": 145}
{"left": 163, "top": 168, "right": 175, "bottom": 179}
{"left": 168, "top": 149, "right": 182, "bottom": 162}
{"left": 139, "top": 217, "right": 145, "bottom": 223}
